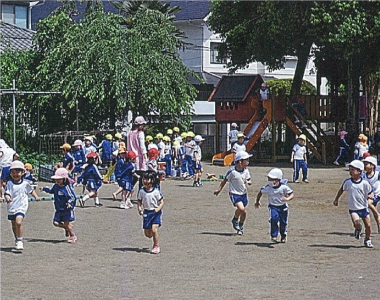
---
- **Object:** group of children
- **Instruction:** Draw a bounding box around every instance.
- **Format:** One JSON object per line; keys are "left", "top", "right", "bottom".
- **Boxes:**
{"left": 146, "top": 128, "right": 206, "bottom": 187}
{"left": 215, "top": 151, "right": 294, "bottom": 242}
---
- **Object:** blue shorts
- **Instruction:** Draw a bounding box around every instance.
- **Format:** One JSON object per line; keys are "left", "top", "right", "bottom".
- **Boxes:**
{"left": 373, "top": 196, "right": 380, "bottom": 207}
{"left": 142, "top": 209, "right": 162, "bottom": 229}
{"left": 72, "top": 165, "right": 83, "bottom": 174}
{"left": 1, "top": 166, "right": 10, "bottom": 180}
{"left": 229, "top": 193, "right": 248, "bottom": 207}
{"left": 8, "top": 212, "right": 25, "bottom": 220}
{"left": 53, "top": 210, "right": 75, "bottom": 223}
{"left": 118, "top": 180, "right": 133, "bottom": 192}
{"left": 349, "top": 208, "right": 369, "bottom": 218}
{"left": 194, "top": 162, "right": 202, "bottom": 170}
{"left": 86, "top": 180, "right": 101, "bottom": 192}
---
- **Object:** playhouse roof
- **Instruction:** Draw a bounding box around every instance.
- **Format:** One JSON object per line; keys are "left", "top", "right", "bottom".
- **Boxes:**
{"left": 208, "top": 74, "right": 264, "bottom": 102}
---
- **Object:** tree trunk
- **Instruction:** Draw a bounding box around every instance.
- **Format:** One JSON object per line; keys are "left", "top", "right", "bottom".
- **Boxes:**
{"left": 290, "top": 42, "right": 313, "bottom": 97}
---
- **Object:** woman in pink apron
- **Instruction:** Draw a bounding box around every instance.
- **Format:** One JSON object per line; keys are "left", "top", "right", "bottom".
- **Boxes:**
{"left": 127, "top": 116, "right": 148, "bottom": 186}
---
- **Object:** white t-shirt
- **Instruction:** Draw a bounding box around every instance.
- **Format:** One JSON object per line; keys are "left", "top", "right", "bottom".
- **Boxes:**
{"left": 5, "top": 179, "right": 33, "bottom": 216}
{"left": 363, "top": 171, "right": 380, "bottom": 197}
{"left": 260, "top": 183, "right": 293, "bottom": 206}
{"left": 292, "top": 143, "right": 307, "bottom": 160}
{"left": 193, "top": 144, "right": 202, "bottom": 161}
{"left": 0, "top": 147, "right": 16, "bottom": 168}
{"left": 185, "top": 140, "right": 196, "bottom": 156}
{"left": 137, "top": 187, "right": 163, "bottom": 211}
{"left": 342, "top": 177, "right": 372, "bottom": 210}
{"left": 225, "top": 167, "right": 251, "bottom": 195}
{"left": 232, "top": 143, "right": 246, "bottom": 153}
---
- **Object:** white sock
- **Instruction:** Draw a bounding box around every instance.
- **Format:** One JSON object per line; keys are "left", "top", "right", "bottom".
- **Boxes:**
{"left": 82, "top": 195, "right": 90, "bottom": 202}
{"left": 95, "top": 197, "right": 99, "bottom": 205}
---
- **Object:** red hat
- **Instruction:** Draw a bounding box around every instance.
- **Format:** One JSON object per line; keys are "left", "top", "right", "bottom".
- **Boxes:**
{"left": 127, "top": 151, "right": 137, "bottom": 160}
{"left": 148, "top": 148, "right": 159, "bottom": 158}
{"left": 363, "top": 152, "right": 371, "bottom": 159}
{"left": 86, "top": 151, "right": 98, "bottom": 159}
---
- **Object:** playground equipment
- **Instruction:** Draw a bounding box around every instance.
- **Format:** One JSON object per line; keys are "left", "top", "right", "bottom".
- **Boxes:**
{"left": 212, "top": 96, "right": 271, "bottom": 166}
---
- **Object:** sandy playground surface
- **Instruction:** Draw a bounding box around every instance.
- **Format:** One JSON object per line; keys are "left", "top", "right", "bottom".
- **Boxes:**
{"left": 1, "top": 162, "right": 380, "bottom": 300}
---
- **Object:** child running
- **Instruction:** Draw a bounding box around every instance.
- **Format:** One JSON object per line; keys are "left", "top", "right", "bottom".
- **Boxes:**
{"left": 333, "top": 160, "right": 374, "bottom": 248}
{"left": 255, "top": 168, "right": 294, "bottom": 243}
{"left": 214, "top": 151, "right": 252, "bottom": 235}
{"left": 362, "top": 156, "right": 380, "bottom": 233}
{"left": 137, "top": 170, "right": 164, "bottom": 254}
{"left": 4, "top": 161, "right": 40, "bottom": 250}
{"left": 116, "top": 150, "right": 140, "bottom": 209}
{"left": 42, "top": 168, "right": 77, "bottom": 243}
{"left": 77, "top": 151, "right": 103, "bottom": 207}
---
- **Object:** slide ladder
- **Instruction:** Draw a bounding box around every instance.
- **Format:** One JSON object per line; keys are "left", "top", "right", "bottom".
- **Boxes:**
{"left": 286, "top": 98, "right": 334, "bottom": 164}
{"left": 212, "top": 96, "right": 271, "bottom": 166}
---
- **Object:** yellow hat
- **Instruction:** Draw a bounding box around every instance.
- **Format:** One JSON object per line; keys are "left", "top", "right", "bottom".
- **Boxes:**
{"left": 146, "top": 135, "right": 153, "bottom": 142}
{"left": 24, "top": 163, "right": 33, "bottom": 170}
{"left": 114, "top": 133, "right": 122, "bottom": 139}
{"left": 60, "top": 143, "right": 71, "bottom": 150}
{"left": 163, "top": 135, "right": 171, "bottom": 142}
{"left": 298, "top": 134, "right": 307, "bottom": 141}
{"left": 156, "top": 133, "right": 163, "bottom": 139}
{"left": 105, "top": 134, "right": 113, "bottom": 140}
{"left": 173, "top": 127, "right": 180, "bottom": 132}
{"left": 181, "top": 132, "right": 188, "bottom": 139}
{"left": 237, "top": 133, "right": 245, "bottom": 138}
{"left": 167, "top": 129, "right": 173, "bottom": 135}
{"left": 187, "top": 131, "right": 195, "bottom": 137}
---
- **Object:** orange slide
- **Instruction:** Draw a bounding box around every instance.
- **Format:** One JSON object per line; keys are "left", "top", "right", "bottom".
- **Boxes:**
{"left": 212, "top": 96, "right": 272, "bottom": 166}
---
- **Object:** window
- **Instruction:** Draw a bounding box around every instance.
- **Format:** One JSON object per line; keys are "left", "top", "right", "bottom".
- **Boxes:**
{"left": 210, "top": 42, "right": 227, "bottom": 64}
{"left": 1, "top": 4, "right": 28, "bottom": 28}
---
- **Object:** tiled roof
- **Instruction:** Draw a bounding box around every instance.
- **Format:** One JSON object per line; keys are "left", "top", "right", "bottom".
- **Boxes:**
{"left": 31, "top": 1, "right": 212, "bottom": 29}
{"left": 0, "top": 21, "right": 35, "bottom": 52}
{"left": 209, "top": 75, "right": 264, "bottom": 102}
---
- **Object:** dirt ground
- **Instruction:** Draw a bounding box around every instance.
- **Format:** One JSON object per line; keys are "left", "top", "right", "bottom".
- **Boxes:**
{"left": 2, "top": 161, "right": 380, "bottom": 300}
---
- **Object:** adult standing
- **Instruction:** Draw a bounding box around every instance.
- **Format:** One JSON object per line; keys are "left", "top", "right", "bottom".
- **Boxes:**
{"left": 127, "top": 116, "right": 148, "bottom": 181}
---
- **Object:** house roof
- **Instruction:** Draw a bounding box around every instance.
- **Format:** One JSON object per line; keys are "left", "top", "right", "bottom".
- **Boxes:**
{"left": 208, "top": 74, "right": 264, "bottom": 102}
{"left": 31, "top": 1, "right": 212, "bottom": 29}
{"left": 0, "top": 21, "right": 35, "bottom": 52}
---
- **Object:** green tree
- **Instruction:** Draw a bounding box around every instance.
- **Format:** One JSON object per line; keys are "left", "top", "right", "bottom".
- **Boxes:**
{"left": 33, "top": 0, "right": 199, "bottom": 130}
{"left": 208, "top": 1, "right": 317, "bottom": 96}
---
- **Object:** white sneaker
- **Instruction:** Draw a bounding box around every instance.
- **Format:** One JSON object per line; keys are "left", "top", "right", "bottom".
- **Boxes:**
{"left": 15, "top": 240, "right": 24, "bottom": 250}
{"left": 120, "top": 202, "right": 127, "bottom": 209}
{"left": 126, "top": 199, "right": 134, "bottom": 208}
{"left": 333, "top": 161, "right": 339, "bottom": 166}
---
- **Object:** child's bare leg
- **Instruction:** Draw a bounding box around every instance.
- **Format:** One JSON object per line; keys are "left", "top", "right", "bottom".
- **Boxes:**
{"left": 151, "top": 224, "right": 159, "bottom": 246}
{"left": 12, "top": 216, "right": 24, "bottom": 238}
{"left": 112, "top": 187, "right": 123, "bottom": 200}
{"left": 350, "top": 213, "right": 361, "bottom": 229}
{"left": 363, "top": 215, "right": 372, "bottom": 240}
{"left": 368, "top": 201, "right": 380, "bottom": 233}
{"left": 64, "top": 221, "right": 74, "bottom": 237}
{"left": 144, "top": 229, "right": 153, "bottom": 238}
{"left": 235, "top": 202, "right": 246, "bottom": 224}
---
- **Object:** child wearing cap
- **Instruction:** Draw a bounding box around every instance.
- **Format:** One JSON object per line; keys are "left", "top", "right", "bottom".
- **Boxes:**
{"left": 41, "top": 168, "right": 77, "bottom": 243}
{"left": 116, "top": 150, "right": 140, "bottom": 209}
{"left": 77, "top": 152, "right": 103, "bottom": 207}
{"left": 362, "top": 156, "right": 380, "bottom": 233}
{"left": 24, "top": 163, "right": 38, "bottom": 186}
{"left": 229, "top": 123, "right": 239, "bottom": 149}
{"left": 72, "top": 139, "right": 86, "bottom": 184}
{"left": 354, "top": 134, "right": 369, "bottom": 160}
{"left": 98, "top": 134, "right": 113, "bottom": 168}
{"left": 163, "top": 136, "right": 172, "bottom": 178}
{"left": 183, "top": 132, "right": 196, "bottom": 179}
{"left": 0, "top": 140, "right": 18, "bottom": 200}
{"left": 4, "top": 161, "right": 40, "bottom": 250}
{"left": 192, "top": 135, "right": 204, "bottom": 187}
{"left": 290, "top": 134, "right": 309, "bottom": 183}
{"left": 333, "top": 160, "right": 374, "bottom": 248}
{"left": 232, "top": 133, "right": 246, "bottom": 154}
{"left": 59, "top": 143, "right": 75, "bottom": 173}
{"left": 83, "top": 136, "right": 98, "bottom": 157}
{"left": 214, "top": 151, "right": 252, "bottom": 235}
{"left": 255, "top": 168, "right": 294, "bottom": 243}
